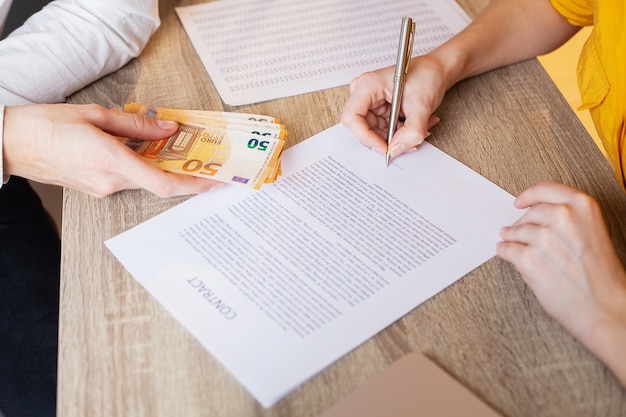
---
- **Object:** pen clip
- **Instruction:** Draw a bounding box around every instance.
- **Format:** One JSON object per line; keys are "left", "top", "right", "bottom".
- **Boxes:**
{"left": 404, "top": 21, "right": 415, "bottom": 77}
{"left": 394, "top": 17, "right": 414, "bottom": 84}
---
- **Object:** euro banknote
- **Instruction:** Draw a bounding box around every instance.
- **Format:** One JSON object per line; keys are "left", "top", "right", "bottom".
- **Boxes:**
{"left": 124, "top": 103, "right": 286, "bottom": 189}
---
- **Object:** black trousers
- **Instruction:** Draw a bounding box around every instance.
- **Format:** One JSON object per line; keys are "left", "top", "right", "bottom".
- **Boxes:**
{"left": 0, "top": 177, "right": 60, "bottom": 417}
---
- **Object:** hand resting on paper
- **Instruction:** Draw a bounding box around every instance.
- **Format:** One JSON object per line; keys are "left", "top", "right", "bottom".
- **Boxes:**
{"left": 2, "top": 104, "right": 221, "bottom": 198}
{"left": 497, "top": 181, "right": 626, "bottom": 386}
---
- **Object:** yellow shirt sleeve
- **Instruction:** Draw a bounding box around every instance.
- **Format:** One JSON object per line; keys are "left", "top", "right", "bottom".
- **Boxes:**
{"left": 550, "top": 0, "right": 595, "bottom": 26}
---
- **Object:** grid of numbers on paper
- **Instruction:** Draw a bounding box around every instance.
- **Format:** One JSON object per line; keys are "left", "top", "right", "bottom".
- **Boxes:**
{"left": 183, "top": 0, "right": 465, "bottom": 99}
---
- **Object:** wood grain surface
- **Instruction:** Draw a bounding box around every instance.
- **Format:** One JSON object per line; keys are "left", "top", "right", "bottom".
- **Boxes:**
{"left": 59, "top": 1, "right": 626, "bottom": 416}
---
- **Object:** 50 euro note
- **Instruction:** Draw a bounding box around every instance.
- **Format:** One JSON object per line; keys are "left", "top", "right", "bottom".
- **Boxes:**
{"left": 123, "top": 103, "right": 286, "bottom": 189}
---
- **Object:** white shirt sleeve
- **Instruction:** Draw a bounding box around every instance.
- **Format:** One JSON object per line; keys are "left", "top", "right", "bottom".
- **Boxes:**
{"left": 0, "top": 0, "right": 160, "bottom": 185}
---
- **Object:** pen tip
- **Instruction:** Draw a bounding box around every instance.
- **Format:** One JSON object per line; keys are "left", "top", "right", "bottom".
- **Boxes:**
{"left": 386, "top": 153, "right": 391, "bottom": 167}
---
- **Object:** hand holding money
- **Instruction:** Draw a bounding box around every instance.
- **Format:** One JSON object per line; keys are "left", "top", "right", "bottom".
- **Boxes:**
{"left": 123, "top": 103, "right": 286, "bottom": 189}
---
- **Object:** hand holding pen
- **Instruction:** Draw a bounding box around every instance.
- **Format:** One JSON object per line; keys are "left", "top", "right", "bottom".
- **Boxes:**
{"left": 340, "top": 18, "right": 443, "bottom": 161}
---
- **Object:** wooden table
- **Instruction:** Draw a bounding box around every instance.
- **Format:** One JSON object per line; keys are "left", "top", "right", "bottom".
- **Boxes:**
{"left": 59, "top": 1, "right": 626, "bottom": 416}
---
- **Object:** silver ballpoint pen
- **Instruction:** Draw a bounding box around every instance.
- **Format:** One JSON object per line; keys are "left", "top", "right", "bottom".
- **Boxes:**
{"left": 386, "top": 17, "right": 415, "bottom": 166}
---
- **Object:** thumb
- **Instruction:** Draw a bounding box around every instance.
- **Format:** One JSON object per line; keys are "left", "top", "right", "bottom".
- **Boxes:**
{"left": 85, "top": 106, "right": 179, "bottom": 141}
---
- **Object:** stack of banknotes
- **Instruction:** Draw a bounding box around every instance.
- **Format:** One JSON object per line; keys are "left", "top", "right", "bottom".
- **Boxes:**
{"left": 123, "top": 102, "right": 287, "bottom": 189}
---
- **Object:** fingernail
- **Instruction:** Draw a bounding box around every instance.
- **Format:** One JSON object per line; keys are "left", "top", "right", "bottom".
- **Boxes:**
{"left": 156, "top": 119, "right": 178, "bottom": 129}
{"left": 389, "top": 143, "right": 408, "bottom": 158}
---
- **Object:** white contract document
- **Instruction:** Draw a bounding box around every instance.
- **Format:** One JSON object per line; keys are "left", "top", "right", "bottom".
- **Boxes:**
{"left": 175, "top": 0, "right": 470, "bottom": 105}
{"left": 106, "top": 124, "right": 523, "bottom": 407}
